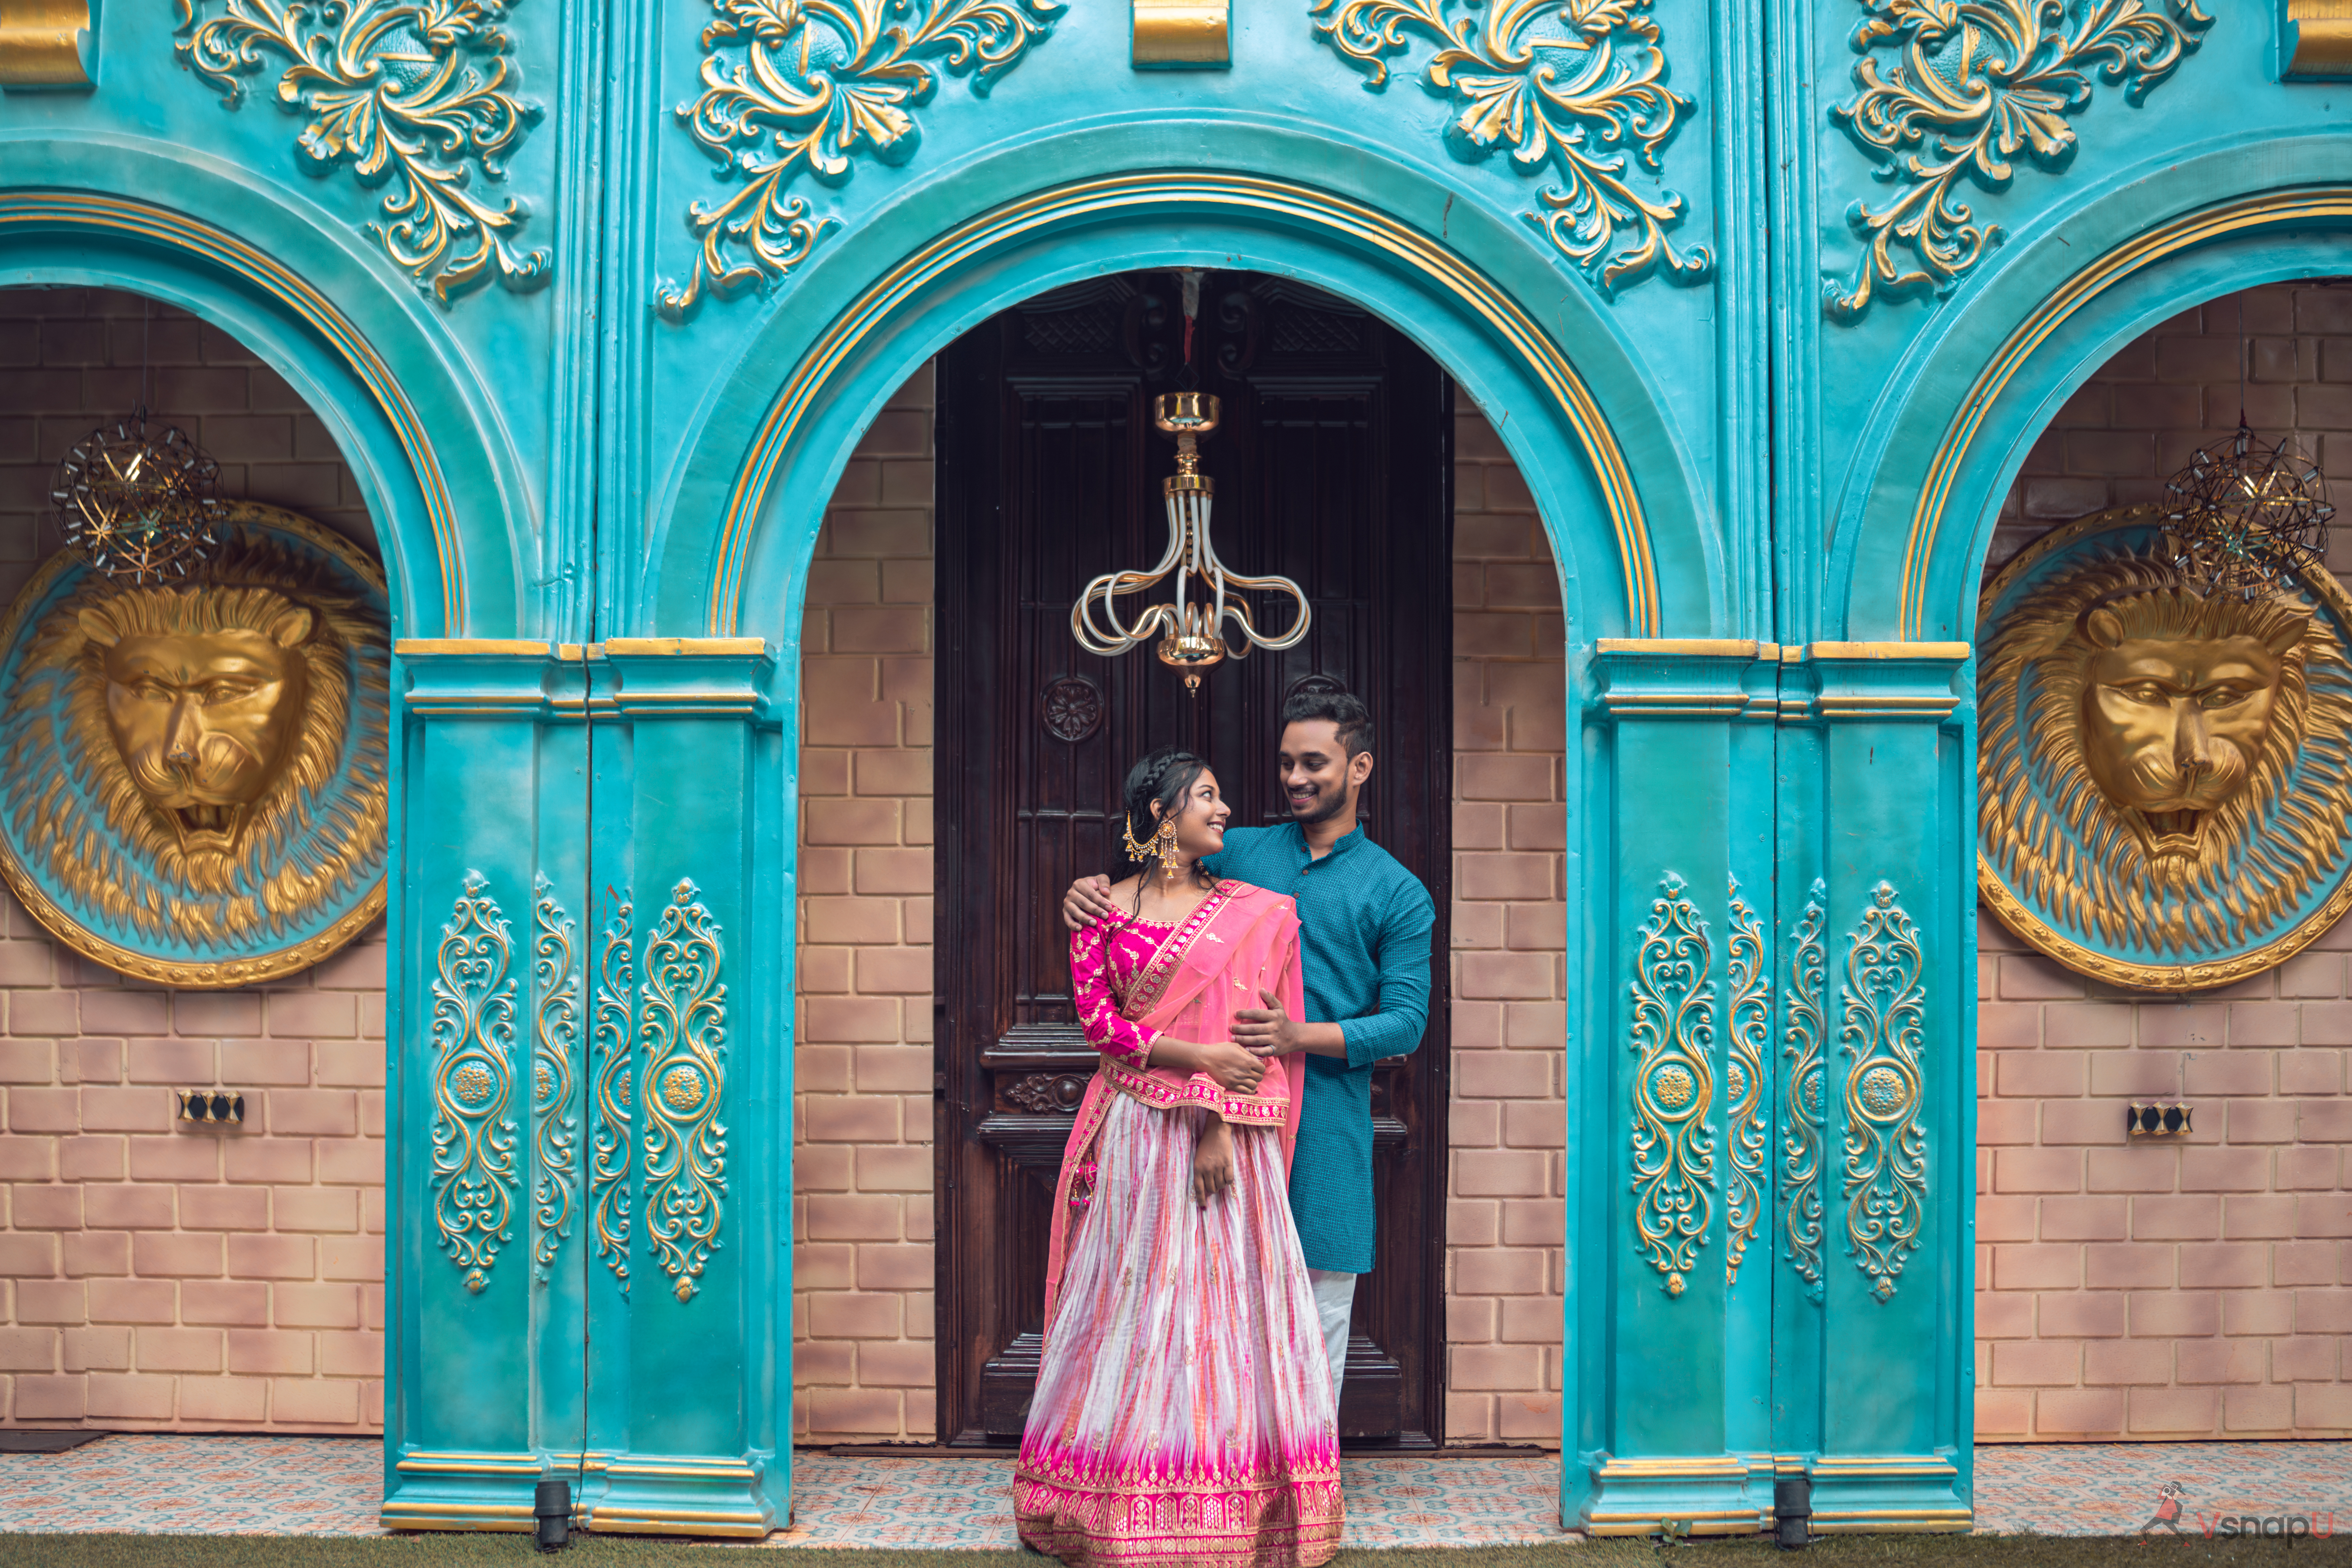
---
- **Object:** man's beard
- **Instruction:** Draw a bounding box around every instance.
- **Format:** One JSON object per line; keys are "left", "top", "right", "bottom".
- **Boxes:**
{"left": 1289, "top": 781, "right": 1350, "bottom": 825}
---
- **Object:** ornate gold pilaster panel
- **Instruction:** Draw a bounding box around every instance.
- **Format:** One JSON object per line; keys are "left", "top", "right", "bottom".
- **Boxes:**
{"left": 1779, "top": 882, "right": 1828, "bottom": 1299}
{"left": 1722, "top": 882, "right": 1768, "bottom": 1288}
{"left": 529, "top": 877, "right": 581, "bottom": 1283}
{"left": 589, "top": 895, "right": 636, "bottom": 1292}
{"left": 1628, "top": 873, "right": 1716, "bottom": 1298}
{"left": 639, "top": 880, "right": 728, "bottom": 1303}
{"left": 430, "top": 872, "right": 521, "bottom": 1294}
{"left": 1839, "top": 882, "right": 1927, "bottom": 1302}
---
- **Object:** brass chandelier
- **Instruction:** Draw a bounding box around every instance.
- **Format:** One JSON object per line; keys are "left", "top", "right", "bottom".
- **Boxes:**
{"left": 1070, "top": 389, "right": 1310, "bottom": 692}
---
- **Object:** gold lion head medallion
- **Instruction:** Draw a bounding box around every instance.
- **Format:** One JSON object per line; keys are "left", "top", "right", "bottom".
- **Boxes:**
{"left": 1979, "top": 506, "right": 2352, "bottom": 988}
{"left": 0, "top": 503, "right": 389, "bottom": 986}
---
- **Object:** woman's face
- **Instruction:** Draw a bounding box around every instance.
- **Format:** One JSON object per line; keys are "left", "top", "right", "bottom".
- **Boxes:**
{"left": 1159, "top": 768, "right": 1230, "bottom": 860}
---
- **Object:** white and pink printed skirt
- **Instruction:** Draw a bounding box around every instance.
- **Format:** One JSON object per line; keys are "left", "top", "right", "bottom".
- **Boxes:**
{"left": 1015, "top": 1095, "right": 1341, "bottom": 1568}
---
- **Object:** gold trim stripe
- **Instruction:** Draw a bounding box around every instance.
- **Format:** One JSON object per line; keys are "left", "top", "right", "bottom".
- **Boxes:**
{"left": 1900, "top": 188, "right": 2352, "bottom": 639}
{"left": 714, "top": 172, "right": 1654, "bottom": 637}
{"left": 0, "top": 193, "right": 466, "bottom": 632}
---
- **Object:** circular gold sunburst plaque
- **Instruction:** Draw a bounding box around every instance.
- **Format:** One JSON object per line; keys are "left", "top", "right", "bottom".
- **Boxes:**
{"left": 0, "top": 503, "right": 389, "bottom": 987}
{"left": 1979, "top": 505, "right": 2352, "bottom": 990}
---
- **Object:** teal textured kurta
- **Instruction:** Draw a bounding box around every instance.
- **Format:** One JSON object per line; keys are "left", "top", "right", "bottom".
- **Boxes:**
{"left": 1204, "top": 822, "right": 1435, "bottom": 1273}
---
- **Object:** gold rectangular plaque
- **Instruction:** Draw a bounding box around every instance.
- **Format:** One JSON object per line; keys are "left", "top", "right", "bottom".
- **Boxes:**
{"left": 2286, "top": 0, "right": 2352, "bottom": 77}
{"left": 1132, "top": 0, "right": 1228, "bottom": 68}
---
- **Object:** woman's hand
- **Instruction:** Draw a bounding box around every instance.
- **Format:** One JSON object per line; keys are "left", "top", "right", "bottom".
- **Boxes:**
{"left": 1193, "top": 1120, "right": 1235, "bottom": 1208}
{"left": 1150, "top": 1037, "right": 1265, "bottom": 1094}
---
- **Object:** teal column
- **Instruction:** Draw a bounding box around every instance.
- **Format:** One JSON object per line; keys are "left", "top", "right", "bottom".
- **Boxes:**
{"left": 1575, "top": 640, "right": 1974, "bottom": 1537}
{"left": 1577, "top": 640, "right": 1779, "bottom": 1536}
{"left": 381, "top": 640, "right": 791, "bottom": 1538}
{"left": 1773, "top": 644, "right": 1974, "bottom": 1534}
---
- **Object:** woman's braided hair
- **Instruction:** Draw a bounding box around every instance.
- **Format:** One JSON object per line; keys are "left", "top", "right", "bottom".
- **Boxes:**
{"left": 1118, "top": 747, "right": 1210, "bottom": 904}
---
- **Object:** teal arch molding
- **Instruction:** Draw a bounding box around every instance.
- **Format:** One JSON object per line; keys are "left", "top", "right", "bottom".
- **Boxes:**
{"left": 0, "top": 138, "right": 540, "bottom": 638}
{"left": 1823, "top": 134, "right": 2352, "bottom": 642}
{"left": 647, "top": 120, "right": 1718, "bottom": 646}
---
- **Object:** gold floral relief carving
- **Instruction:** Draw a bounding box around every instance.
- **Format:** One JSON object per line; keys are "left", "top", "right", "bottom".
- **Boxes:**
{"left": 658, "top": 0, "right": 1064, "bottom": 318}
{"left": 1628, "top": 872, "right": 1715, "bottom": 1298}
{"left": 1840, "top": 882, "right": 1926, "bottom": 1302}
{"left": 1310, "top": 0, "right": 1709, "bottom": 293}
{"left": 431, "top": 871, "right": 519, "bottom": 1294}
{"left": 173, "top": 0, "right": 550, "bottom": 302}
{"left": 589, "top": 894, "right": 636, "bottom": 1292}
{"left": 1780, "top": 881, "right": 1827, "bottom": 1300}
{"left": 639, "top": 880, "right": 727, "bottom": 1302}
{"left": 1980, "top": 508, "right": 2352, "bottom": 988}
{"left": 1722, "top": 881, "right": 1768, "bottom": 1288}
{"left": 1825, "top": 0, "right": 2210, "bottom": 319}
{"left": 529, "top": 876, "right": 580, "bottom": 1284}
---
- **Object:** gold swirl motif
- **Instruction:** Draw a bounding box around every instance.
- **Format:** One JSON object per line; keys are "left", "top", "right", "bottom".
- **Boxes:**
{"left": 639, "top": 881, "right": 727, "bottom": 1303}
{"left": 1825, "top": 0, "right": 2209, "bottom": 319}
{"left": 1309, "top": 0, "right": 1708, "bottom": 294}
{"left": 1723, "top": 881, "right": 1769, "bottom": 1288}
{"left": 172, "top": 0, "right": 550, "bottom": 302}
{"left": 659, "top": 0, "right": 1063, "bottom": 318}
{"left": 589, "top": 897, "right": 635, "bottom": 1292}
{"left": 1780, "top": 882, "right": 1827, "bottom": 1299}
{"left": 1841, "top": 881, "right": 1927, "bottom": 1301}
{"left": 529, "top": 876, "right": 581, "bottom": 1284}
{"left": 1628, "top": 872, "right": 1715, "bottom": 1298}
{"left": 430, "top": 871, "right": 519, "bottom": 1294}
{"left": 1978, "top": 508, "right": 2352, "bottom": 988}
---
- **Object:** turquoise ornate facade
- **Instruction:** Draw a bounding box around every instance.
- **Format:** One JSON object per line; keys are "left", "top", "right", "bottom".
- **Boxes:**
{"left": 4, "top": 0, "right": 2344, "bottom": 1536}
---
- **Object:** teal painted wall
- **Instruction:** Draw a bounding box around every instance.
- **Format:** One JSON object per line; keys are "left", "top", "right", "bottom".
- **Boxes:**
{"left": 4, "top": 0, "right": 2344, "bottom": 1535}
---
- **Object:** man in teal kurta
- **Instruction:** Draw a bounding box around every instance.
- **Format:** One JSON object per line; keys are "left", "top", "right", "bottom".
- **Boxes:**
{"left": 1063, "top": 691, "right": 1435, "bottom": 1410}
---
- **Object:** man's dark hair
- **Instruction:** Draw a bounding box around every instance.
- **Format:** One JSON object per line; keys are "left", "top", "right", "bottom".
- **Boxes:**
{"left": 1280, "top": 689, "right": 1374, "bottom": 759}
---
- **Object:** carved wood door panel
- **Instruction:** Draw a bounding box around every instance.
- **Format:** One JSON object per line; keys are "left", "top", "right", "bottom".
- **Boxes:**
{"left": 935, "top": 271, "right": 1452, "bottom": 1448}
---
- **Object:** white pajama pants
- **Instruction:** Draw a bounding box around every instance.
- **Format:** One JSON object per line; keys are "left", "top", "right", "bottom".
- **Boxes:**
{"left": 1308, "top": 1269, "right": 1356, "bottom": 1416}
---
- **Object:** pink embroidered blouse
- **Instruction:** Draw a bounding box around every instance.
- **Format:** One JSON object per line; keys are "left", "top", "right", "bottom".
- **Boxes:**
{"left": 1068, "top": 915, "right": 1174, "bottom": 1067}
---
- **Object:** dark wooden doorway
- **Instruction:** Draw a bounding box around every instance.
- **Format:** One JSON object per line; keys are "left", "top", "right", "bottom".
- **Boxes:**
{"left": 933, "top": 270, "right": 1452, "bottom": 1448}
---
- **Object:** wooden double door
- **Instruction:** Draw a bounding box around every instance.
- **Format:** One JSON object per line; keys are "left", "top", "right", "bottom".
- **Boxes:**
{"left": 933, "top": 270, "right": 1453, "bottom": 1447}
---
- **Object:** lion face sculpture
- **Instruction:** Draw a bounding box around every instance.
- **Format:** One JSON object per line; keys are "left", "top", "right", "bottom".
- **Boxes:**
{"left": 1980, "top": 523, "right": 2352, "bottom": 966}
{"left": 78, "top": 589, "right": 318, "bottom": 870}
{"left": 2070, "top": 588, "right": 2310, "bottom": 878}
{"left": 0, "top": 515, "right": 388, "bottom": 970}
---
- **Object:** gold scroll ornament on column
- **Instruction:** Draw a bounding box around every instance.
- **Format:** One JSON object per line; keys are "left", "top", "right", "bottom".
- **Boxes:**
{"left": 1979, "top": 506, "right": 2352, "bottom": 988}
{"left": 1627, "top": 873, "right": 1715, "bottom": 1299}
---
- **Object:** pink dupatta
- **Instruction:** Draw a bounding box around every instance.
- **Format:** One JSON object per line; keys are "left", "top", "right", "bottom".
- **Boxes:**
{"left": 1043, "top": 881, "right": 1306, "bottom": 1324}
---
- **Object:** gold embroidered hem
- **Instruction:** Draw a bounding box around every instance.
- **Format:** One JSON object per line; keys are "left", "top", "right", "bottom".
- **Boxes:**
{"left": 1099, "top": 1054, "right": 1289, "bottom": 1126}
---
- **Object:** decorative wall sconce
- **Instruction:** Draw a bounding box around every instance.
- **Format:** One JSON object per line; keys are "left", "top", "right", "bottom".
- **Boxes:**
{"left": 2127, "top": 1102, "right": 2193, "bottom": 1138}
{"left": 51, "top": 412, "right": 224, "bottom": 585}
{"left": 1070, "top": 392, "right": 1310, "bottom": 692}
{"left": 176, "top": 1089, "right": 247, "bottom": 1125}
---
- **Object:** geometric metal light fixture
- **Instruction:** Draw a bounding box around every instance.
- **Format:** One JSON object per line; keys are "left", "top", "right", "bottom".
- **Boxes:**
{"left": 1070, "top": 390, "right": 1311, "bottom": 692}
{"left": 50, "top": 411, "right": 225, "bottom": 585}
{"left": 2162, "top": 422, "right": 2335, "bottom": 597}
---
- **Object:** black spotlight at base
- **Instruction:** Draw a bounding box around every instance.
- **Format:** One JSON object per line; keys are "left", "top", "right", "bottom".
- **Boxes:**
{"left": 535, "top": 1478, "right": 572, "bottom": 1551}
{"left": 1774, "top": 1476, "right": 1811, "bottom": 1549}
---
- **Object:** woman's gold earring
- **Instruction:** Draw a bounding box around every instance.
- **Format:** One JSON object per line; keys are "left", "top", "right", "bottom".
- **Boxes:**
{"left": 1155, "top": 819, "right": 1181, "bottom": 879}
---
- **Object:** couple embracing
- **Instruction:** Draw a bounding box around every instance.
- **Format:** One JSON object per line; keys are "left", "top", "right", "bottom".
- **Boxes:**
{"left": 1014, "top": 691, "right": 1436, "bottom": 1568}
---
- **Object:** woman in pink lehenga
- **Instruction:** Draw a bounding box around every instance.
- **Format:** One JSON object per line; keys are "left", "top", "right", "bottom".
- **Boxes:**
{"left": 1015, "top": 749, "right": 1341, "bottom": 1568}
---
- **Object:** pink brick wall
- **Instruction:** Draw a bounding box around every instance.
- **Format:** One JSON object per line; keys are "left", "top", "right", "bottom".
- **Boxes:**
{"left": 793, "top": 365, "right": 937, "bottom": 1444}
{"left": 0, "top": 285, "right": 386, "bottom": 1430}
{"left": 1977, "top": 281, "right": 2352, "bottom": 1441}
{"left": 1447, "top": 406, "right": 1567, "bottom": 1446}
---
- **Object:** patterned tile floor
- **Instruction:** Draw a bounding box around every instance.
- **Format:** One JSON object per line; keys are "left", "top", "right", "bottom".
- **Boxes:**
{"left": 0, "top": 1435, "right": 2343, "bottom": 1543}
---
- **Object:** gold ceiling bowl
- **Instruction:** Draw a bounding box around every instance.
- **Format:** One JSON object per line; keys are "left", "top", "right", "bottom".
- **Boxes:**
{"left": 1978, "top": 505, "right": 2352, "bottom": 989}
{"left": 1072, "top": 390, "right": 1311, "bottom": 693}
{"left": 0, "top": 503, "right": 390, "bottom": 986}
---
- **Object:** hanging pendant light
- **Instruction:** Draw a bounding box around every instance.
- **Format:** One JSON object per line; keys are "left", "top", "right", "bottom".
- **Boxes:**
{"left": 1070, "top": 390, "right": 1311, "bottom": 692}
{"left": 2161, "top": 290, "right": 2335, "bottom": 598}
{"left": 50, "top": 410, "right": 225, "bottom": 585}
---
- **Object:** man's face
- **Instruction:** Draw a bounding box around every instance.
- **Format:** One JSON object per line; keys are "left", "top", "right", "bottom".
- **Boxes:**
{"left": 2080, "top": 633, "right": 2288, "bottom": 865}
{"left": 96, "top": 623, "right": 310, "bottom": 856}
{"left": 1277, "top": 719, "right": 1371, "bottom": 826}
